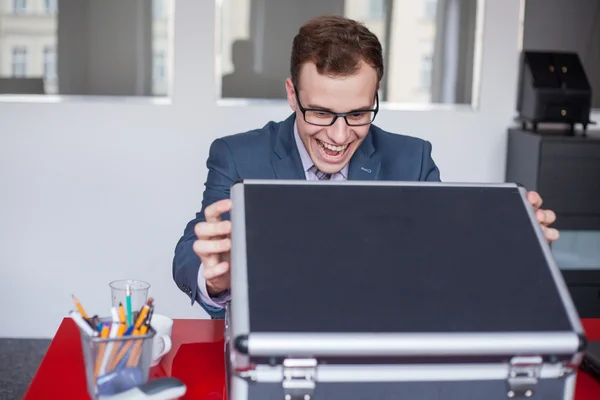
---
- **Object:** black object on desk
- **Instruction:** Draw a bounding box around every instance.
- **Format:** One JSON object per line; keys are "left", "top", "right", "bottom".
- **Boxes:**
{"left": 505, "top": 127, "right": 600, "bottom": 318}
{"left": 516, "top": 51, "right": 594, "bottom": 134}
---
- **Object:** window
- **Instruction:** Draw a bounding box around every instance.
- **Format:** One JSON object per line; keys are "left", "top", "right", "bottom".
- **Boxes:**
{"left": 43, "top": 46, "right": 57, "bottom": 82}
{"left": 45, "top": 0, "right": 57, "bottom": 15}
{"left": 0, "top": 1, "right": 172, "bottom": 97}
{"left": 424, "top": 0, "right": 437, "bottom": 20}
{"left": 13, "top": 0, "right": 27, "bottom": 14}
{"left": 217, "top": 0, "right": 481, "bottom": 105}
{"left": 153, "top": 52, "right": 166, "bottom": 84}
{"left": 368, "top": 0, "right": 385, "bottom": 20}
{"left": 11, "top": 47, "right": 27, "bottom": 77}
{"left": 419, "top": 54, "right": 433, "bottom": 90}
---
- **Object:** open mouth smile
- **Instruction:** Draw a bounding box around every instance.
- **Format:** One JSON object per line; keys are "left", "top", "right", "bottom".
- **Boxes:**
{"left": 316, "top": 139, "right": 351, "bottom": 160}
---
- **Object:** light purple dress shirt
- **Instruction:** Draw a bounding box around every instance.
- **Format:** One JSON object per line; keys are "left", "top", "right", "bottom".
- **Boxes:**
{"left": 197, "top": 122, "right": 348, "bottom": 308}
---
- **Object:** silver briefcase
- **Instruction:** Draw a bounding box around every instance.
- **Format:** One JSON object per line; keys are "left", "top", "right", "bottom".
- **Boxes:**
{"left": 225, "top": 180, "right": 586, "bottom": 400}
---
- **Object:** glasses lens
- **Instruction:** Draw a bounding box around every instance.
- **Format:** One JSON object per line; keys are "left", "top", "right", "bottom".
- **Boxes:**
{"left": 305, "top": 110, "right": 376, "bottom": 126}
{"left": 304, "top": 110, "right": 336, "bottom": 126}
{"left": 346, "top": 111, "right": 376, "bottom": 126}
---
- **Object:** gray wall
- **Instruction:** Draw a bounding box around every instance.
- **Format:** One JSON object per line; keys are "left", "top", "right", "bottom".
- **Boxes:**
{"left": 522, "top": 0, "right": 600, "bottom": 108}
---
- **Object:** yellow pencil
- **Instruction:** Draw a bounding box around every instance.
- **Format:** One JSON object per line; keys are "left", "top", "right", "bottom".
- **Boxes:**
{"left": 94, "top": 323, "right": 111, "bottom": 378}
{"left": 118, "top": 302, "right": 126, "bottom": 325}
{"left": 126, "top": 325, "right": 149, "bottom": 367}
{"left": 105, "top": 322, "right": 128, "bottom": 373}
{"left": 71, "top": 294, "right": 89, "bottom": 319}
{"left": 133, "top": 298, "right": 153, "bottom": 330}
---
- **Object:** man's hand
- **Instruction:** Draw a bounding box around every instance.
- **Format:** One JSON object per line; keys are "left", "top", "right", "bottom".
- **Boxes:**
{"left": 527, "top": 191, "right": 559, "bottom": 242}
{"left": 193, "top": 199, "right": 233, "bottom": 296}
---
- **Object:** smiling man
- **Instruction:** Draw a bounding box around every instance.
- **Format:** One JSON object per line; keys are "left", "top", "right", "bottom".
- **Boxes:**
{"left": 172, "top": 15, "right": 559, "bottom": 319}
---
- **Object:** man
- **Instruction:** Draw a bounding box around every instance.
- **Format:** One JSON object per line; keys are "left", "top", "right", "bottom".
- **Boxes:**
{"left": 172, "top": 15, "right": 559, "bottom": 319}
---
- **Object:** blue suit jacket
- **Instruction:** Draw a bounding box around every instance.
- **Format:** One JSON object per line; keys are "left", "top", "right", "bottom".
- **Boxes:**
{"left": 172, "top": 114, "right": 440, "bottom": 319}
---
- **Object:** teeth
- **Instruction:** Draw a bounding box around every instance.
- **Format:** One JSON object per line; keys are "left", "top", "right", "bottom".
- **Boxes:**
{"left": 319, "top": 140, "right": 348, "bottom": 152}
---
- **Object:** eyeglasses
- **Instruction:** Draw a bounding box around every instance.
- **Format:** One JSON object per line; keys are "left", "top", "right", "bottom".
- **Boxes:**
{"left": 294, "top": 85, "right": 379, "bottom": 127}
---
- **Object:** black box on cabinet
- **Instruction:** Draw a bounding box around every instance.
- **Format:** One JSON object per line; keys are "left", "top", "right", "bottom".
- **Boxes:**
{"left": 516, "top": 51, "right": 594, "bottom": 133}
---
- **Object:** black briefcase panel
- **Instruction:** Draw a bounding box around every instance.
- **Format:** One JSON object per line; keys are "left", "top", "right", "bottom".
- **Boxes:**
{"left": 225, "top": 180, "right": 586, "bottom": 400}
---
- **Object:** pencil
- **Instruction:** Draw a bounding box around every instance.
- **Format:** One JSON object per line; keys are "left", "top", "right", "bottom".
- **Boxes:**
{"left": 133, "top": 298, "right": 153, "bottom": 330}
{"left": 108, "top": 328, "right": 140, "bottom": 371}
{"left": 71, "top": 294, "right": 89, "bottom": 319}
{"left": 126, "top": 325, "right": 149, "bottom": 367}
{"left": 99, "top": 307, "right": 120, "bottom": 376}
{"left": 94, "top": 323, "right": 111, "bottom": 378}
{"left": 126, "top": 305, "right": 154, "bottom": 368}
{"left": 105, "top": 320, "right": 128, "bottom": 373}
{"left": 118, "top": 302, "right": 126, "bottom": 325}
{"left": 109, "top": 298, "right": 154, "bottom": 370}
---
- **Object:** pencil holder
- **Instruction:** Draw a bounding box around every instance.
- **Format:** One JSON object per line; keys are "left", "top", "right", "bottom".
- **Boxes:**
{"left": 77, "top": 317, "right": 156, "bottom": 399}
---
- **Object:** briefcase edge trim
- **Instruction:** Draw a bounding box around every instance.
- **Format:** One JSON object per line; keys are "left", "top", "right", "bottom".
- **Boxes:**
{"left": 228, "top": 361, "right": 579, "bottom": 400}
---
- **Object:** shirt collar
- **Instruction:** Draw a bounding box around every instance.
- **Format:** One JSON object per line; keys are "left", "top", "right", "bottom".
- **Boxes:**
{"left": 293, "top": 121, "right": 348, "bottom": 179}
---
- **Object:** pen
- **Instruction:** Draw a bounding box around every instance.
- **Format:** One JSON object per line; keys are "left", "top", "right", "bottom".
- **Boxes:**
{"left": 70, "top": 310, "right": 97, "bottom": 337}
{"left": 90, "top": 315, "right": 102, "bottom": 332}
{"left": 125, "top": 284, "right": 133, "bottom": 327}
{"left": 144, "top": 304, "right": 154, "bottom": 328}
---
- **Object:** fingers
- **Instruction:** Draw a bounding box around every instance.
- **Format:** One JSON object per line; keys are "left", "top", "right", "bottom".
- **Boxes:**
{"left": 204, "top": 261, "right": 230, "bottom": 281}
{"left": 536, "top": 209, "right": 556, "bottom": 226}
{"left": 527, "top": 191, "right": 543, "bottom": 209}
{"left": 195, "top": 220, "right": 231, "bottom": 240}
{"left": 193, "top": 237, "right": 231, "bottom": 258}
{"left": 193, "top": 200, "right": 233, "bottom": 275}
{"left": 204, "top": 199, "right": 232, "bottom": 222}
{"left": 542, "top": 225, "right": 560, "bottom": 242}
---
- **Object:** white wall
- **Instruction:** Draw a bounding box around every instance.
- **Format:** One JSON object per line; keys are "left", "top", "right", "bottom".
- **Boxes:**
{"left": 2, "top": 0, "right": 599, "bottom": 338}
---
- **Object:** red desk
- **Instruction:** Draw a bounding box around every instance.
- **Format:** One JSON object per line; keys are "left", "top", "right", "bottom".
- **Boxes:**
{"left": 24, "top": 318, "right": 600, "bottom": 399}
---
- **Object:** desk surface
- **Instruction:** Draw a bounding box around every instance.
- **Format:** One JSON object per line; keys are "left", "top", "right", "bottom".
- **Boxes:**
{"left": 24, "top": 318, "right": 600, "bottom": 400}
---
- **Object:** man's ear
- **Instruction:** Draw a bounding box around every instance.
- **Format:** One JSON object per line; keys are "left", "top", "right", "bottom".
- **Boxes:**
{"left": 285, "top": 78, "right": 296, "bottom": 111}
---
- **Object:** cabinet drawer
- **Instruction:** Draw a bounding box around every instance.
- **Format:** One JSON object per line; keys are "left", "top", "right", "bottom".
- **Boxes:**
{"left": 538, "top": 141, "right": 600, "bottom": 215}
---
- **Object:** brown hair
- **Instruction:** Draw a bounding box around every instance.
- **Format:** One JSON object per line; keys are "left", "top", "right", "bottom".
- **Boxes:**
{"left": 290, "top": 15, "right": 384, "bottom": 87}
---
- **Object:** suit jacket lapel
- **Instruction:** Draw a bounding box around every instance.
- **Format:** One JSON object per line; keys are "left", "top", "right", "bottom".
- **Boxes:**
{"left": 348, "top": 130, "right": 381, "bottom": 181}
{"left": 272, "top": 114, "right": 306, "bottom": 180}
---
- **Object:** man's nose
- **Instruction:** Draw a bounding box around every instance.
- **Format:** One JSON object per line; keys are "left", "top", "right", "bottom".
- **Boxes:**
{"left": 327, "top": 117, "right": 350, "bottom": 145}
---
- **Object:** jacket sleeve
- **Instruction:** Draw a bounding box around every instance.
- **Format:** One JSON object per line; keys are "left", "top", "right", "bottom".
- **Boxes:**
{"left": 419, "top": 140, "right": 441, "bottom": 182}
{"left": 172, "top": 138, "right": 239, "bottom": 319}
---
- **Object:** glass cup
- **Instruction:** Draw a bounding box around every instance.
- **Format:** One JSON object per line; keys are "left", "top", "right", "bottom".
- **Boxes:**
{"left": 109, "top": 279, "right": 150, "bottom": 324}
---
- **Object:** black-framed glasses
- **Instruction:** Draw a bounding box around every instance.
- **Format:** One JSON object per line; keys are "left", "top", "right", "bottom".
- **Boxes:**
{"left": 294, "top": 85, "right": 379, "bottom": 127}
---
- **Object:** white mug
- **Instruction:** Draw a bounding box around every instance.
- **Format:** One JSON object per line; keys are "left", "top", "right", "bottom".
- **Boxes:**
{"left": 150, "top": 314, "right": 173, "bottom": 367}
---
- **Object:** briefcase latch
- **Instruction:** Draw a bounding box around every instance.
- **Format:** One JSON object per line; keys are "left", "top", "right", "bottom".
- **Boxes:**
{"left": 507, "top": 356, "right": 543, "bottom": 398}
{"left": 282, "top": 358, "right": 317, "bottom": 400}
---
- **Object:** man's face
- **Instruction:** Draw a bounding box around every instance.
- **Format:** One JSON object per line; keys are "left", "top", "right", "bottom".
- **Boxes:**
{"left": 285, "top": 61, "right": 379, "bottom": 174}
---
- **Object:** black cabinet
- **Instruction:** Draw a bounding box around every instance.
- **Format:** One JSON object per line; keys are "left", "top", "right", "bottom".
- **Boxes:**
{"left": 505, "top": 128, "right": 600, "bottom": 318}
{"left": 505, "top": 128, "right": 600, "bottom": 230}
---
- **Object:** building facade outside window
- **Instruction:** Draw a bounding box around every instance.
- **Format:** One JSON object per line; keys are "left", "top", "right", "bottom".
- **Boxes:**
{"left": 12, "top": 46, "right": 28, "bottom": 77}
